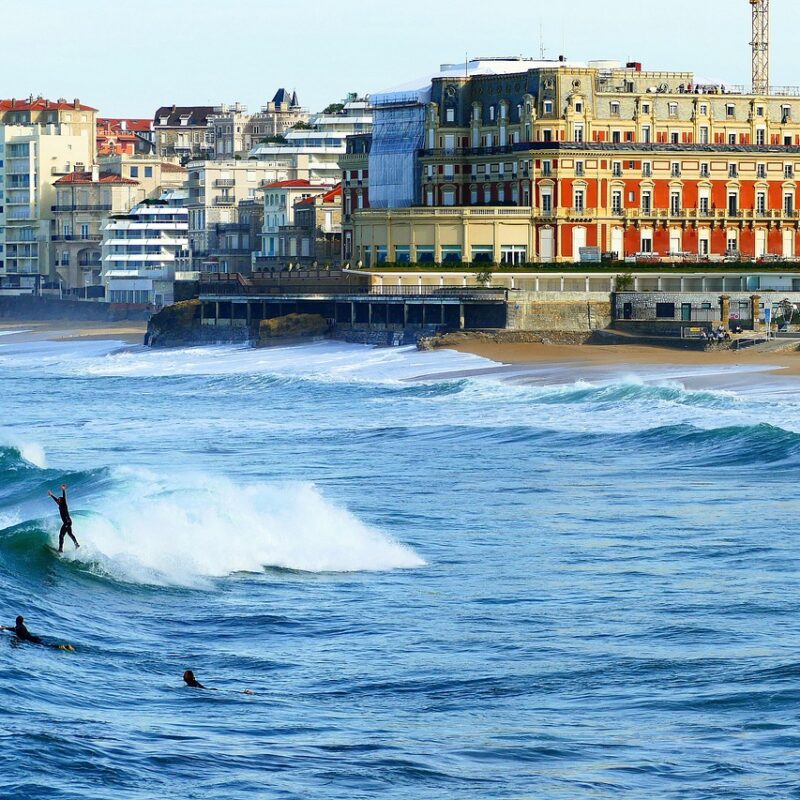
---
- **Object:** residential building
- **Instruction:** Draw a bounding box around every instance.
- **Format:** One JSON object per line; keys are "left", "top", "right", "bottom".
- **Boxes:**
{"left": 99, "top": 153, "right": 187, "bottom": 197}
{"left": 339, "top": 133, "right": 372, "bottom": 262}
{"left": 349, "top": 57, "right": 800, "bottom": 265}
{"left": 153, "top": 105, "right": 214, "bottom": 164}
{"left": 280, "top": 184, "right": 343, "bottom": 267}
{"left": 96, "top": 118, "right": 155, "bottom": 156}
{"left": 203, "top": 198, "right": 263, "bottom": 274}
{"left": 185, "top": 160, "right": 295, "bottom": 269}
{"left": 101, "top": 193, "right": 189, "bottom": 306}
{"left": 254, "top": 180, "right": 337, "bottom": 270}
{"left": 0, "top": 96, "right": 97, "bottom": 146}
{"left": 52, "top": 167, "right": 142, "bottom": 289}
{"left": 209, "top": 91, "right": 309, "bottom": 159}
{"left": 249, "top": 96, "right": 372, "bottom": 184}
{"left": 0, "top": 118, "right": 95, "bottom": 292}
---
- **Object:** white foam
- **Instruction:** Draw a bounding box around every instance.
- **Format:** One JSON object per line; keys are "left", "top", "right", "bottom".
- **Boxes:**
{"left": 18, "top": 442, "right": 47, "bottom": 469}
{"left": 62, "top": 468, "right": 425, "bottom": 586}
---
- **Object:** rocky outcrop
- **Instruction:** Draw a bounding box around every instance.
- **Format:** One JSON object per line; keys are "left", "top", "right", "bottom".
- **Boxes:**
{"left": 256, "top": 314, "right": 330, "bottom": 347}
{"left": 418, "top": 330, "right": 592, "bottom": 350}
{"left": 145, "top": 300, "right": 206, "bottom": 347}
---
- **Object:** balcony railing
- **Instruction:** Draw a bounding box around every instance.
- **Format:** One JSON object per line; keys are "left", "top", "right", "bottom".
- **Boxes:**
{"left": 51, "top": 204, "right": 113, "bottom": 213}
{"left": 51, "top": 234, "right": 102, "bottom": 242}
{"left": 213, "top": 196, "right": 236, "bottom": 206}
{"left": 214, "top": 178, "right": 235, "bottom": 187}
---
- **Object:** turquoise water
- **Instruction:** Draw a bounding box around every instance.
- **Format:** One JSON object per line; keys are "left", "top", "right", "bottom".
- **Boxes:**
{"left": 1, "top": 335, "right": 800, "bottom": 798}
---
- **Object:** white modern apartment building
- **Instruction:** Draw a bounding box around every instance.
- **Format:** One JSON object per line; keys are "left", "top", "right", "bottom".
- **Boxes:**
{"left": 0, "top": 124, "right": 94, "bottom": 292}
{"left": 101, "top": 191, "right": 189, "bottom": 306}
{"left": 248, "top": 97, "right": 372, "bottom": 184}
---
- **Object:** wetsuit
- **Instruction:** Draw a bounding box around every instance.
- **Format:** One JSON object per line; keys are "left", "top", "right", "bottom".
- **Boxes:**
{"left": 52, "top": 489, "right": 78, "bottom": 552}
{"left": 13, "top": 620, "right": 42, "bottom": 644}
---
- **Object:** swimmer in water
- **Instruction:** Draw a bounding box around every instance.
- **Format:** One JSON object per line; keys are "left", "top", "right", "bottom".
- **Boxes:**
{"left": 48, "top": 483, "right": 80, "bottom": 553}
{"left": 183, "top": 670, "right": 254, "bottom": 694}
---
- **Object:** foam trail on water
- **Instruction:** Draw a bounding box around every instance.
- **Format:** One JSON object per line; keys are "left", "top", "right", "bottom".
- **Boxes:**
{"left": 63, "top": 468, "right": 424, "bottom": 586}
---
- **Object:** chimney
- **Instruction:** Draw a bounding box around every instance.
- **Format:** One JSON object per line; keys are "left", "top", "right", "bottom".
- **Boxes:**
{"left": 73, "top": 98, "right": 80, "bottom": 109}
{"left": 121, "top": 120, "right": 128, "bottom": 132}
{"left": 91, "top": 164, "right": 99, "bottom": 183}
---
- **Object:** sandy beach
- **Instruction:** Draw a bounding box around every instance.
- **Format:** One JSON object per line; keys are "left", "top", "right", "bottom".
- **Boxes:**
{"left": 0, "top": 320, "right": 147, "bottom": 345}
{"left": 447, "top": 339, "right": 800, "bottom": 379}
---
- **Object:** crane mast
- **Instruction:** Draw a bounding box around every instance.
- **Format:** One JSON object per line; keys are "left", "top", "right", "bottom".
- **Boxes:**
{"left": 751, "top": 0, "right": 770, "bottom": 95}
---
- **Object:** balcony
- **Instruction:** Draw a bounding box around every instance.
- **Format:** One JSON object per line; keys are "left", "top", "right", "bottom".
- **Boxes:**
{"left": 214, "top": 178, "right": 235, "bottom": 187}
{"left": 52, "top": 234, "right": 102, "bottom": 242}
{"left": 51, "top": 204, "right": 113, "bottom": 213}
{"left": 213, "top": 196, "right": 235, "bottom": 206}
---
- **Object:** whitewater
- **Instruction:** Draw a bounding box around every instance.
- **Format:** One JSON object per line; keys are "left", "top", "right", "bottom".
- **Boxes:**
{"left": 1, "top": 335, "right": 800, "bottom": 799}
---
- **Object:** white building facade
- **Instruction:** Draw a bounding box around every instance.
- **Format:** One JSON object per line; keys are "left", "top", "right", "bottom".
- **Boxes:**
{"left": 101, "top": 194, "right": 189, "bottom": 307}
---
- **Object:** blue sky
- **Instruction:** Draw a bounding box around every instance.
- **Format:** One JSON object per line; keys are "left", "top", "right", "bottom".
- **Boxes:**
{"left": 4, "top": 0, "right": 797, "bottom": 117}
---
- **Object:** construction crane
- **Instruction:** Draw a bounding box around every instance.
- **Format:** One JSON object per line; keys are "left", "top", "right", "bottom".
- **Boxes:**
{"left": 751, "top": 0, "right": 770, "bottom": 95}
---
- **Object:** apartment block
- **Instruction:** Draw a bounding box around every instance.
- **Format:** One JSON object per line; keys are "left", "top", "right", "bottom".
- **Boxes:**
{"left": 350, "top": 58, "right": 800, "bottom": 265}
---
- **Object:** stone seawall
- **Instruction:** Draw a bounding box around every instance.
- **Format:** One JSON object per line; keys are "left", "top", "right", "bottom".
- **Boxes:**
{"left": 0, "top": 296, "right": 149, "bottom": 322}
{"left": 507, "top": 292, "right": 613, "bottom": 333}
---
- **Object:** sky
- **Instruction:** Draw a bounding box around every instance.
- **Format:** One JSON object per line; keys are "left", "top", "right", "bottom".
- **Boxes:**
{"left": 3, "top": 0, "right": 799, "bottom": 118}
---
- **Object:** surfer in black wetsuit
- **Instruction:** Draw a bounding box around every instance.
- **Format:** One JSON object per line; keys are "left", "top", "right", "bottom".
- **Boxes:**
{"left": 0, "top": 615, "right": 74, "bottom": 650}
{"left": 0, "top": 615, "right": 43, "bottom": 643}
{"left": 48, "top": 483, "right": 80, "bottom": 553}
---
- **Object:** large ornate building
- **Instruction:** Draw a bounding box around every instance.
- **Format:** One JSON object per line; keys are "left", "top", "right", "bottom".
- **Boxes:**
{"left": 348, "top": 58, "right": 800, "bottom": 265}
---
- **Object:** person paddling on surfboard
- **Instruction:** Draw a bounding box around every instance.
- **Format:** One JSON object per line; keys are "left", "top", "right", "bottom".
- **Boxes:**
{"left": 0, "top": 615, "right": 74, "bottom": 651}
{"left": 48, "top": 483, "right": 79, "bottom": 553}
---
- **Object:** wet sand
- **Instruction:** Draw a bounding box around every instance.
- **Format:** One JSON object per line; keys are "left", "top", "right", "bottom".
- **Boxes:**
{"left": 0, "top": 321, "right": 147, "bottom": 345}
{"left": 447, "top": 339, "right": 800, "bottom": 379}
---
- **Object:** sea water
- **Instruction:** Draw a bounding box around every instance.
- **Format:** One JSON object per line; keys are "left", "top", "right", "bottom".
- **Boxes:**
{"left": 1, "top": 336, "right": 800, "bottom": 798}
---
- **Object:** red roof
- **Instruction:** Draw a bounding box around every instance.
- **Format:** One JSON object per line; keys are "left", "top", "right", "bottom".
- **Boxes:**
{"left": 295, "top": 184, "right": 342, "bottom": 206}
{"left": 97, "top": 118, "right": 153, "bottom": 133}
{"left": 261, "top": 179, "right": 312, "bottom": 189}
{"left": 160, "top": 162, "right": 186, "bottom": 173}
{"left": 55, "top": 171, "right": 139, "bottom": 186}
{"left": 0, "top": 98, "right": 97, "bottom": 112}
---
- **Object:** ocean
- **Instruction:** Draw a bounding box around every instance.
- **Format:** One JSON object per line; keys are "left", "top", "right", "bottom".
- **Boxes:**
{"left": 1, "top": 334, "right": 799, "bottom": 799}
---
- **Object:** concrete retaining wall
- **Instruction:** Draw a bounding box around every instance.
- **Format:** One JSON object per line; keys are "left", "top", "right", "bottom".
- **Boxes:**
{"left": 0, "top": 296, "right": 149, "bottom": 322}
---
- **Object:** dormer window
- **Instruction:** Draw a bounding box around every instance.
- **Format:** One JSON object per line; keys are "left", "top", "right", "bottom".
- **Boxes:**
{"left": 159, "top": 117, "right": 169, "bottom": 125}
{"left": 180, "top": 115, "right": 190, "bottom": 126}
{"left": 575, "top": 100, "right": 583, "bottom": 113}
{"left": 543, "top": 100, "right": 553, "bottom": 114}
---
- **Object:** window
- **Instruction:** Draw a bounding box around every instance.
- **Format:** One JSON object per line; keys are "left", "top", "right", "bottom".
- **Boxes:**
{"left": 670, "top": 192, "right": 681, "bottom": 214}
{"left": 785, "top": 164, "right": 794, "bottom": 179}
{"left": 757, "top": 192, "right": 767, "bottom": 214}
{"left": 573, "top": 124, "right": 584, "bottom": 143}
{"left": 668, "top": 102, "right": 678, "bottom": 118}
{"left": 575, "top": 161, "right": 585, "bottom": 177}
{"left": 727, "top": 234, "right": 738, "bottom": 254}
{"left": 699, "top": 126, "right": 709, "bottom": 144}
{"left": 610, "top": 101, "right": 620, "bottom": 116}
{"left": 757, "top": 105, "right": 765, "bottom": 117}
{"left": 671, "top": 132, "right": 680, "bottom": 144}
{"left": 144, "top": 166, "right": 153, "bottom": 178}
{"left": 443, "top": 163, "right": 454, "bottom": 179}
{"left": 612, "top": 130, "right": 621, "bottom": 143}
{"left": 541, "top": 160, "right": 552, "bottom": 177}
{"left": 641, "top": 125, "right": 651, "bottom": 143}
{"left": 700, "top": 162, "right": 710, "bottom": 178}
{"left": 641, "top": 191, "right": 652, "bottom": 214}
{"left": 726, "top": 104, "right": 735, "bottom": 118}
{"left": 130, "top": 166, "right": 139, "bottom": 177}
{"left": 573, "top": 189, "right": 585, "bottom": 211}
{"left": 612, "top": 161, "right": 622, "bottom": 177}
{"left": 640, "top": 234, "right": 653, "bottom": 254}
{"left": 483, "top": 186, "right": 491, "bottom": 204}
{"left": 445, "top": 108, "right": 455, "bottom": 123}
{"left": 642, "top": 103, "right": 651, "bottom": 114}
{"left": 784, "top": 192, "right": 794, "bottom": 215}
{"left": 642, "top": 162, "right": 652, "bottom": 177}
{"left": 575, "top": 100, "right": 583, "bottom": 113}
{"left": 671, "top": 162, "right": 681, "bottom": 177}
{"left": 80, "top": 223, "right": 89, "bottom": 239}
{"left": 728, "top": 164, "right": 738, "bottom": 178}
{"left": 699, "top": 236, "right": 710, "bottom": 256}
{"left": 611, "top": 190, "right": 622, "bottom": 214}
{"left": 699, "top": 103, "right": 708, "bottom": 116}
{"left": 442, "top": 189, "right": 456, "bottom": 207}
{"left": 543, "top": 100, "right": 553, "bottom": 114}
{"left": 782, "top": 105, "right": 792, "bottom": 123}
{"left": 699, "top": 196, "right": 710, "bottom": 214}
{"left": 756, "top": 129, "right": 766, "bottom": 145}
{"left": 489, "top": 105, "right": 495, "bottom": 122}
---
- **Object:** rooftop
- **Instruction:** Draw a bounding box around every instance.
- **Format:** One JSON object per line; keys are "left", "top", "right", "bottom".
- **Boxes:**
{"left": 55, "top": 171, "right": 139, "bottom": 186}
{"left": 0, "top": 96, "right": 97, "bottom": 112}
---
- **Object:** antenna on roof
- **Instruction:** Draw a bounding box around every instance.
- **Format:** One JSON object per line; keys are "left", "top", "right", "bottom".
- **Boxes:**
{"left": 539, "top": 20, "right": 545, "bottom": 60}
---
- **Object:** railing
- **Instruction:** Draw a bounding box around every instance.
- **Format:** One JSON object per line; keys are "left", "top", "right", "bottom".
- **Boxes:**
{"left": 214, "top": 178, "right": 235, "bottom": 187}
{"left": 51, "top": 234, "right": 102, "bottom": 242}
{"left": 51, "top": 204, "right": 113, "bottom": 212}
{"left": 213, "top": 196, "right": 235, "bottom": 206}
